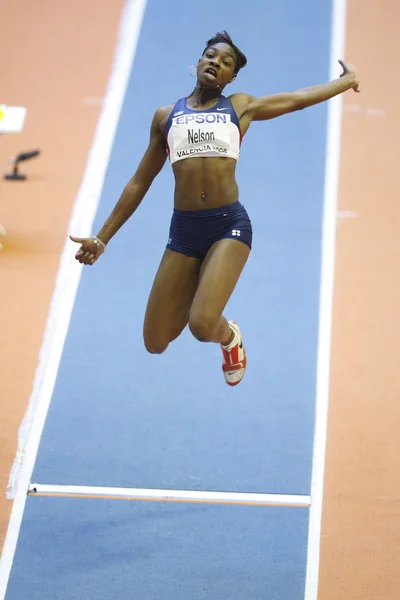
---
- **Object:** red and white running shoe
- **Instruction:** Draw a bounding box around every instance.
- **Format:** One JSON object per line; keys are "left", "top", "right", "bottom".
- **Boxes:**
{"left": 221, "top": 321, "right": 246, "bottom": 386}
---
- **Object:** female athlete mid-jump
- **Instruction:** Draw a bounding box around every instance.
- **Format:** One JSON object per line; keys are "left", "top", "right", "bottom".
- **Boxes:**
{"left": 70, "top": 31, "right": 359, "bottom": 387}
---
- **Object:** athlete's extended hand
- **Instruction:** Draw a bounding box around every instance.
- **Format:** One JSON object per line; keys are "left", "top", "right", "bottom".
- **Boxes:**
{"left": 339, "top": 59, "right": 360, "bottom": 92}
{"left": 69, "top": 235, "right": 105, "bottom": 265}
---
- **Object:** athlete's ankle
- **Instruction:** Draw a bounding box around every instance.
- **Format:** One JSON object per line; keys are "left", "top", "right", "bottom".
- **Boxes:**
{"left": 221, "top": 327, "right": 235, "bottom": 348}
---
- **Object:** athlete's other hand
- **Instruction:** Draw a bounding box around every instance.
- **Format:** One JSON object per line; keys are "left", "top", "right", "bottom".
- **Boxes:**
{"left": 339, "top": 59, "right": 360, "bottom": 92}
{"left": 69, "top": 235, "right": 105, "bottom": 265}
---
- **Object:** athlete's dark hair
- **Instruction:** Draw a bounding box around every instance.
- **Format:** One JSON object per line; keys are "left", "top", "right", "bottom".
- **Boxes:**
{"left": 203, "top": 30, "right": 247, "bottom": 74}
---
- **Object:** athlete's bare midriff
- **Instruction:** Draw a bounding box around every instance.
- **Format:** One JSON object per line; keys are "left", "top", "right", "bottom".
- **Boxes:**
{"left": 172, "top": 156, "right": 239, "bottom": 210}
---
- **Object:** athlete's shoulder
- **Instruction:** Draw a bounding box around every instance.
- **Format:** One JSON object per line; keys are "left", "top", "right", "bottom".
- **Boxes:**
{"left": 152, "top": 104, "right": 175, "bottom": 136}
{"left": 154, "top": 104, "right": 175, "bottom": 122}
{"left": 228, "top": 93, "right": 253, "bottom": 114}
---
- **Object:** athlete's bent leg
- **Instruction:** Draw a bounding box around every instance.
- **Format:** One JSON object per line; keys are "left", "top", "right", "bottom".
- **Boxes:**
{"left": 143, "top": 249, "right": 201, "bottom": 354}
{"left": 188, "top": 238, "right": 250, "bottom": 344}
{"left": 188, "top": 238, "right": 250, "bottom": 386}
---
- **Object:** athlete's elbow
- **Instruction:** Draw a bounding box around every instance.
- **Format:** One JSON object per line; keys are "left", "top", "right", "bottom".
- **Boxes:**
{"left": 269, "top": 97, "right": 304, "bottom": 119}
{"left": 131, "top": 164, "right": 163, "bottom": 194}
{"left": 125, "top": 177, "right": 150, "bottom": 196}
{"left": 290, "top": 92, "right": 308, "bottom": 111}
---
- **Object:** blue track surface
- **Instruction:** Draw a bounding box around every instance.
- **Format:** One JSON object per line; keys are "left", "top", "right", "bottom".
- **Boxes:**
{"left": 6, "top": 499, "right": 309, "bottom": 600}
{"left": 5, "top": 0, "right": 333, "bottom": 596}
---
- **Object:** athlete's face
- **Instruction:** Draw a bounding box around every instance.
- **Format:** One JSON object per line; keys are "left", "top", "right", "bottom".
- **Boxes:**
{"left": 197, "top": 43, "right": 237, "bottom": 89}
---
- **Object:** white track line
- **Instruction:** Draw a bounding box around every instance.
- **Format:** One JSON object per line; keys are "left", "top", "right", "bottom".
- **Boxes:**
{"left": 0, "top": 1, "right": 147, "bottom": 597}
{"left": 304, "top": 0, "right": 348, "bottom": 599}
{"left": 28, "top": 484, "right": 311, "bottom": 507}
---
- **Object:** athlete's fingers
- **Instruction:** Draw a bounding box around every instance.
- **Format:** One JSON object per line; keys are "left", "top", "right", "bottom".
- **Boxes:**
{"left": 75, "top": 250, "right": 96, "bottom": 265}
{"left": 87, "top": 253, "right": 97, "bottom": 265}
{"left": 77, "top": 251, "right": 89, "bottom": 265}
{"left": 74, "top": 243, "right": 90, "bottom": 262}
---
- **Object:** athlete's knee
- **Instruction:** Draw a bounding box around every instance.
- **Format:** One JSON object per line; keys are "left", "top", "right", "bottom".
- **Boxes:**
{"left": 188, "top": 315, "right": 217, "bottom": 343}
{"left": 143, "top": 337, "right": 169, "bottom": 355}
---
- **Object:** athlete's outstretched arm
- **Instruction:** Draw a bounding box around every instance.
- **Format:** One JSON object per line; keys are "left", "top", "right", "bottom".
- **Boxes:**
{"left": 70, "top": 107, "right": 169, "bottom": 265}
{"left": 234, "top": 60, "right": 359, "bottom": 122}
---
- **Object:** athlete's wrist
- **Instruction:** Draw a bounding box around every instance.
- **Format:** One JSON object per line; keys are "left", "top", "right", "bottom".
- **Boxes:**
{"left": 94, "top": 235, "right": 107, "bottom": 250}
{"left": 340, "top": 72, "right": 357, "bottom": 89}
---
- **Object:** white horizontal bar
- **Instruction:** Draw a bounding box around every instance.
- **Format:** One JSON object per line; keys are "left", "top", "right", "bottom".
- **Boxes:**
{"left": 29, "top": 484, "right": 310, "bottom": 507}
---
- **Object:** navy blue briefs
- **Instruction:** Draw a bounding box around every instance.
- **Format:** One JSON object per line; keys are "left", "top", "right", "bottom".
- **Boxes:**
{"left": 166, "top": 201, "right": 252, "bottom": 261}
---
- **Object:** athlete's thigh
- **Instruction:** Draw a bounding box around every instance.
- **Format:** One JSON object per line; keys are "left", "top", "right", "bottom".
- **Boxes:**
{"left": 190, "top": 238, "right": 250, "bottom": 325}
{"left": 143, "top": 249, "right": 201, "bottom": 347}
